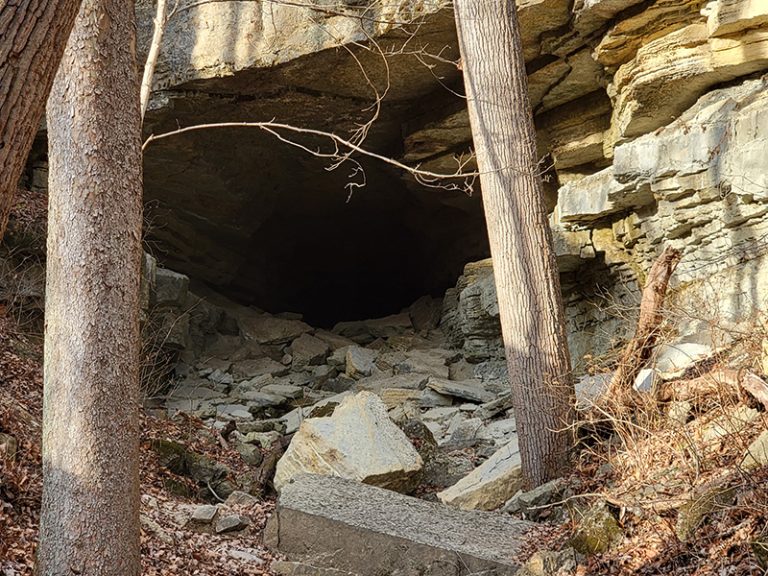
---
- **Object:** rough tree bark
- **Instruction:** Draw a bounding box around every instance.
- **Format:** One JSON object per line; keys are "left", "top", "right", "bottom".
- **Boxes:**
{"left": 454, "top": 0, "right": 574, "bottom": 488}
{"left": 37, "top": 0, "right": 143, "bottom": 574}
{"left": 0, "top": 0, "right": 83, "bottom": 240}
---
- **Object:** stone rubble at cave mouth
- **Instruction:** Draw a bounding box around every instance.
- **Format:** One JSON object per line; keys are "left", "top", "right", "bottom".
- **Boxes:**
{"left": 145, "top": 256, "right": 523, "bottom": 506}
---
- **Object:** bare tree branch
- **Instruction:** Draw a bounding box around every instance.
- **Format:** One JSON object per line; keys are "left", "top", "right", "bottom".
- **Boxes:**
{"left": 143, "top": 120, "right": 479, "bottom": 193}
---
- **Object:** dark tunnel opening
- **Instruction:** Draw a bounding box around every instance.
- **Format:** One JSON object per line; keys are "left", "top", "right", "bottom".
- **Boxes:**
{"left": 142, "top": 127, "right": 491, "bottom": 328}
{"left": 222, "top": 179, "right": 491, "bottom": 327}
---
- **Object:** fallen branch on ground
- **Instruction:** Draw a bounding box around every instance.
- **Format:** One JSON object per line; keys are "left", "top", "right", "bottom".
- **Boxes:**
{"left": 658, "top": 367, "right": 768, "bottom": 410}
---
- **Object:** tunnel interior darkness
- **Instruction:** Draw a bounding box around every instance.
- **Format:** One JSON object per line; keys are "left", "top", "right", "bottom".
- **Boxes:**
{"left": 143, "top": 127, "right": 491, "bottom": 328}
{"left": 227, "top": 177, "right": 490, "bottom": 327}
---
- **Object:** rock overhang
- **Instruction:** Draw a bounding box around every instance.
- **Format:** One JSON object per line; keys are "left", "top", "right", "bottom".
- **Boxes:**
{"left": 132, "top": 0, "right": 768, "bottom": 333}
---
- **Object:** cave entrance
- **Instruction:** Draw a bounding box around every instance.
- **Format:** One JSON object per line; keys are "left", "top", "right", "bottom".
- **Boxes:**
{"left": 143, "top": 127, "right": 490, "bottom": 328}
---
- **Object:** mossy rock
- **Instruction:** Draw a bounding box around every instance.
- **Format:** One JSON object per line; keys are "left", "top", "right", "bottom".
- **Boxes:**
{"left": 569, "top": 502, "right": 622, "bottom": 555}
{"left": 675, "top": 483, "right": 736, "bottom": 542}
{"left": 163, "top": 477, "right": 194, "bottom": 498}
{"left": 151, "top": 437, "right": 234, "bottom": 500}
{"left": 151, "top": 439, "right": 189, "bottom": 475}
{"left": 514, "top": 548, "right": 581, "bottom": 576}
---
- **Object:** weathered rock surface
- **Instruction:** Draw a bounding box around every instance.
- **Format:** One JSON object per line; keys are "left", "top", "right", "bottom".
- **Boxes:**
{"left": 428, "top": 377, "right": 496, "bottom": 404}
{"left": 440, "top": 259, "right": 503, "bottom": 361}
{"left": 238, "top": 313, "right": 312, "bottom": 345}
{"left": 438, "top": 439, "right": 523, "bottom": 511}
{"left": 569, "top": 502, "right": 623, "bottom": 554}
{"left": 513, "top": 548, "right": 581, "bottom": 576}
{"left": 609, "top": 23, "right": 768, "bottom": 144}
{"left": 344, "top": 346, "right": 377, "bottom": 379}
{"left": 741, "top": 430, "right": 768, "bottom": 469}
{"left": 153, "top": 268, "right": 190, "bottom": 308}
{"left": 189, "top": 504, "right": 218, "bottom": 524}
{"left": 504, "top": 478, "right": 567, "bottom": 521}
{"left": 215, "top": 514, "right": 250, "bottom": 534}
{"left": 265, "top": 474, "right": 535, "bottom": 576}
{"left": 273, "top": 392, "right": 423, "bottom": 493}
{"left": 289, "top": 333, "right": 330, "bottom": 370}
{"left": 150, "top": 439, "right": 235, "bottom": 500}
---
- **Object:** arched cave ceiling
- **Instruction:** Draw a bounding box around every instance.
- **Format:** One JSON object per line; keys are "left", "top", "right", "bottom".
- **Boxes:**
{"left": 141, "top": 7, "right": 491, "bottom": 326}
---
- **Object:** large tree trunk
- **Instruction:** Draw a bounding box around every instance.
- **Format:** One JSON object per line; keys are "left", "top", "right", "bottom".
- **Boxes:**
{"left": 37, "top": 0, "right": 143, "bottom": 574}
{"left": 0, "top": 0, "right": 82, "bottom": 240}
{"left": 454, "top": 0, "right": 574, "bottom": 488}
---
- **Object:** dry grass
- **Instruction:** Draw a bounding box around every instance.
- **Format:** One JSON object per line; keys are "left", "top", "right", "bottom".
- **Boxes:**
{"left": 565, "top": 308, "right": 768, "bottom": 575}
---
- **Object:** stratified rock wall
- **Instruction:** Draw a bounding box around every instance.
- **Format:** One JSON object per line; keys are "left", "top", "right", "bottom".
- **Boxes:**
{"left": 134, "top": 0, "right": 768, "bottom": 362}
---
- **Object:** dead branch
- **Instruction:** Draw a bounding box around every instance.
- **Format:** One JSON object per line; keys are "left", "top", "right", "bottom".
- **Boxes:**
{"left": 139, "top": 0, "right": 487, "bottom": 195}
{"left": 607, "top": 245, "right": 682, "bottom": 401}
{"left": 253, "top": 434, "right": 293, "bottom": 496}
{"left": 658, "top": 367, "right": 768, "bottom": 410}
{"left": 143, "top": 120, "right": 482, "bottom": 193}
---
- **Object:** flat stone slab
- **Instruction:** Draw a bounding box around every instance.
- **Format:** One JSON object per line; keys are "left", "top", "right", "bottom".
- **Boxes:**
{"left": 261, "top": 383, "right": 304, "bottom": 399}
{"left": 265, "top": 474, "right": 534, "bottom": 576}
{"left": 428, "top": 377, "right": 496, "bottom": 403}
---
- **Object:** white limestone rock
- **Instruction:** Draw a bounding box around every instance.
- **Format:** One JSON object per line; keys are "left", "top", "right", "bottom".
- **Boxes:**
{"left": 274, "top": 392, "right": 423, "bottom": 493}
{"left": 345, "top": 346, "right": 378, "bottom": 379}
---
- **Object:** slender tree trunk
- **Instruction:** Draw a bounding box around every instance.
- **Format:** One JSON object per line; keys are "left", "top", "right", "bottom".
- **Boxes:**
{"left": 0, "top": 0, "right": 83, "bottom": 240}
{"left": 454, "top": 0, "right": 574, "bottom": 488}
{"left": 140, "top": 0, "right": 168, "bottom": 121}
{"left": 37, "top": 0, "right": 143, "bottom": 574}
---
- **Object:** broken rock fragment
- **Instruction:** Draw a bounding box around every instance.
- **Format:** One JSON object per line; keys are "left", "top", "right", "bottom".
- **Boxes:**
{"left": 344, "top": 346, "right": 377, "bottom": 379}
{"left": 437, "top": 438, "right": 523, "bottom": 511}
{"left": 215, "top": 514, "right": 250, "bottom": 533}
{"left": 290, "top": 333, "right": 330, "bottom": 370}
{"left": 273, "top": 392, "right": 422, "bottom": 493}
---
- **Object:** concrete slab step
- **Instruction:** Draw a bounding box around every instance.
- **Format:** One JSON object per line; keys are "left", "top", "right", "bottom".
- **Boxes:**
{"left": 265, "top": 474, "right": 534, "bottom": 576}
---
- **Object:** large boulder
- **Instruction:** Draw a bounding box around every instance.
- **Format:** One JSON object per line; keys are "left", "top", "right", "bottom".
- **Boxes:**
{"left": 274, "top": 392, "right": 423, "bottom": 493}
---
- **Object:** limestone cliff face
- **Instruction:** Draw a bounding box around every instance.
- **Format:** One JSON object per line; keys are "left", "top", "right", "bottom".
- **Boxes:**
{"left": 134, "top": 0, "right": 768, "bottom": 362}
